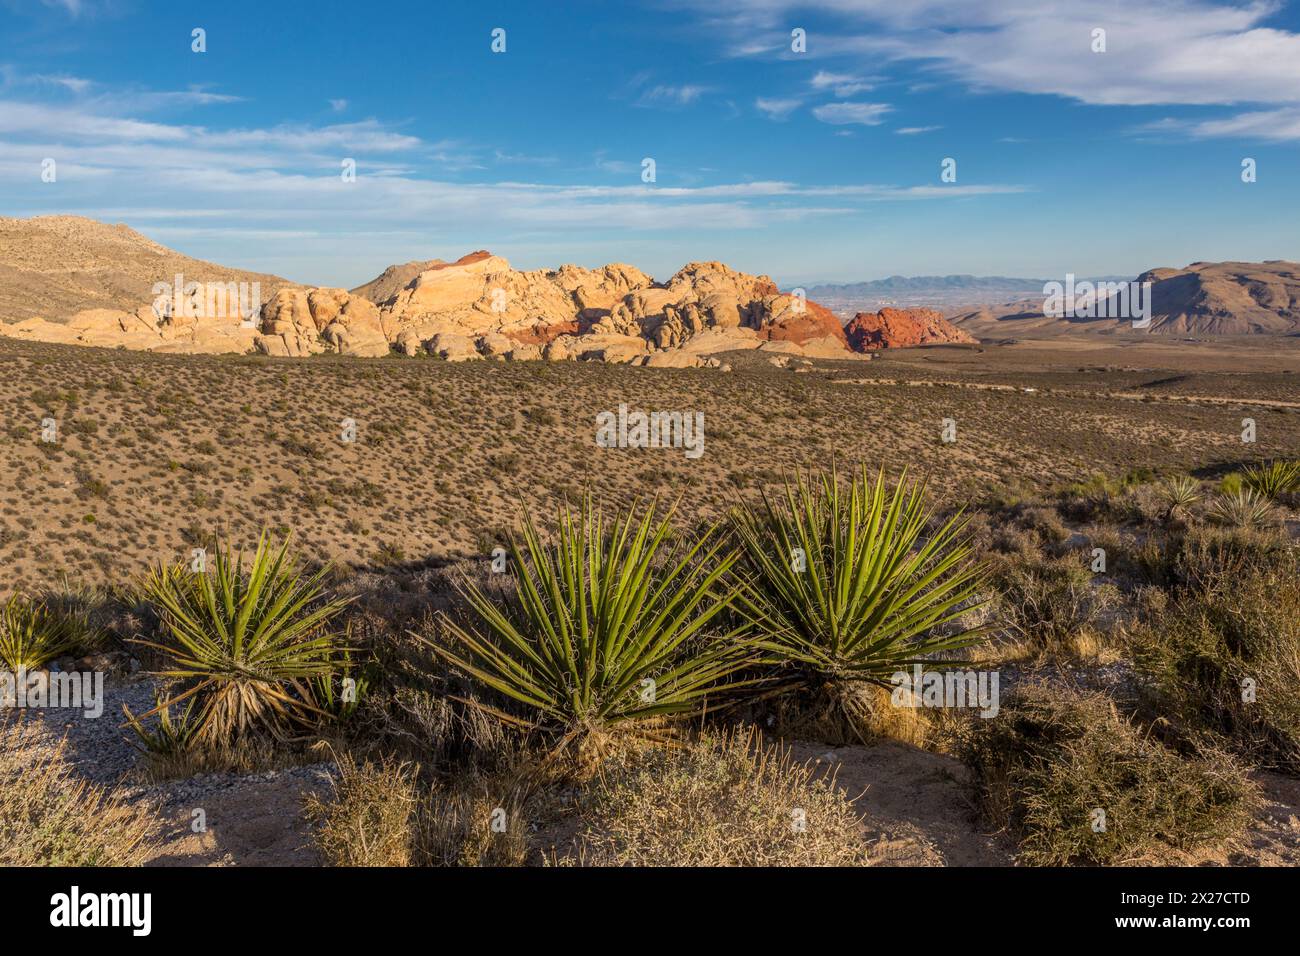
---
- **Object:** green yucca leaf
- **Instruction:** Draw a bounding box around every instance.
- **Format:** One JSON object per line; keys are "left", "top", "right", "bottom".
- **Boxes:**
{"left": 1243, "top": 460, "right": 1300, "bottom": 499}
{"left": 731, "top": 464, "right": 990, "bottom": 686}
{"left": 129, "top": 533, "right": 350, "bottom": 747}
{"left": 426, "top": 497, "right": 758, "bottom": 739}
{"left": 0, "top": 595, "right": 84, "bottom": 671}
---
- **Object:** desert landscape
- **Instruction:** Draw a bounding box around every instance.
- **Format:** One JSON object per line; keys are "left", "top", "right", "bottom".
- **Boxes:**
{"left": 2, "top": 6, "right": 1300, "bottom": 927}
{"left": 1, "top": 212, "right": 1297, "bottom": 874}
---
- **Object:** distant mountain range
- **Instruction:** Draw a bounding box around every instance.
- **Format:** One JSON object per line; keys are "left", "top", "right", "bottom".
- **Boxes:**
{"left": 805, "top": 274, "right": 1130, "bottom": 314}
{"left": 947, "top": 261, "right": 1300, "bottom": 338}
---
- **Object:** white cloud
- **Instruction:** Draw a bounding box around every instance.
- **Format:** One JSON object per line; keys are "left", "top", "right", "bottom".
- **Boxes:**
{"left": 755, "top": 96, "right": 802, "bottom": 119}
{"left": 810, "top": 70, "right": 873, "bottom": 96}
{"left": 0, "top": 86, "right": 1026, "bottom": 283}
{"left": 637, "top": 84, "right": 710, "bottom": 107}
{"left": 895, "top": 125, "right": 941, "bottom": 134}
{"left": 685, "top": 0, "right": 1300, "bottom": 107}
{"left": 812, "top": 102, "right": 892, "bottom": 125}
{"left": 329, "top": 99, "right": 348, "bottom": 112}
{"left": 1144, "top": 107, "right": 1300, "bottom": 141}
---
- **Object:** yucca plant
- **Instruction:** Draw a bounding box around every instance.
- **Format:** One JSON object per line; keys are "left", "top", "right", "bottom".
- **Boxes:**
{"left": 1162, "top": 475, "right": 1201, "bottom": 519}
{"left": 429, "top": 497, "right": 755, "bottom": 761}
{"left": 127, "top": 534, "right": 350, "bottom": 749}
{"left": 1243, "top": 459, "right": 1300, "bottom": 499}
{"left": 123, "top": 695, "right": 202, "bottom": 760}
{"left": 0, "top": 595, "right": 84, "bottom": 670}
{"left": 730, "top": 465, "right": 989, "bottom": 733}
{"left": 1209, "top": 489, "right": 1279, "bottom": 530}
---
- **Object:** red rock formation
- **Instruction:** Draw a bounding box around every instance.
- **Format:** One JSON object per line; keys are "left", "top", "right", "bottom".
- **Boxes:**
{"left": 844, "top": 307, "right": 978, "bottom": 350}
{"left": 758, "top": 299, "right": 849, "bottom": 347}
{"left": 505, "top": 318, "right": 581, "bottom": 345}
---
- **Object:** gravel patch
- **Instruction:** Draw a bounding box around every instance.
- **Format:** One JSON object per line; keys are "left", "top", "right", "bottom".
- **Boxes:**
{"left": 6, "top": 671, "right": 336, "bottom": 865}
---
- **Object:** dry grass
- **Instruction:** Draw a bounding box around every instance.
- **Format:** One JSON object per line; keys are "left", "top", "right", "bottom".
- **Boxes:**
{"left": 562, "top": 727, "right": 871, "bottom": 866}
{"left": 0, "top": 719, "right": 161, "bottom": 865}
{"left": 766, "top": 681, "right": 932, "bottom": 748}
{"left": 304, "top": 754, "right": 421, "bottom": 866}
{"left": 305, "top": 753, "right": 529, "bottom": 867}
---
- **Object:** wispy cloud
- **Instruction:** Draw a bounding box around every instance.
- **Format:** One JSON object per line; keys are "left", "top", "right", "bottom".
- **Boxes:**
{"left": 1140, "top": 107, "right": 1300, "bottom": 142}
{"left": 681, "top": 0, "right": 1300, "bottom": 108}
{"left": 895, "top": 125, "right": 941, "bottom": 135}
{"left": 810, "top": 70, "right": 873, "bottom": 96}
{"left": 755, "top": 96, "right": 802, "bottom": 119}
{"left": 812, "top": 101, "right": 892, "bottom": 126}
{"left": 0, "top": 96, "right": 1024, "bottom": 237}
{"left": 636, "top": 84, "right": 711, "bottom": 107}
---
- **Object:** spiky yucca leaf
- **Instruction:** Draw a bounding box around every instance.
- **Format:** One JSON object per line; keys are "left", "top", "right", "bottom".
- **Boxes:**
{"left": 1243, "top": 460, "right": 1300, "bottom": 499}
{"left": 130, "top": 534, "right": 349, "bottom": 747}
{"left": 1209, "top": 489, "right": 1279, "bottom": 530}
{"left": 0, "top": 595, "right": 83, "bottom": 670}
{"left": 430, "top": 498, "right": 755, "bottom": 746}
{"left": 1163, "top": 475, "right": 1202, "bottom": 513}
{"left": 731, "top": 465, "right": 989, "bottom": 685}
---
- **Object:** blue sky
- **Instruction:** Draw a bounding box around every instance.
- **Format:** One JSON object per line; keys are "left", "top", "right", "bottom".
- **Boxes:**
{"left": 1, "top": 0, "right": 1298, "bottom": 287}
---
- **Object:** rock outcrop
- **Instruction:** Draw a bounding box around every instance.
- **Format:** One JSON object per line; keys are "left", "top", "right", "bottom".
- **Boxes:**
{"left": 342, "top": 253, "right": 866, "bottom": 364}
{"left": 254, "top": 288, "right": 389, "bottom": 358}
{"left": 0, "top": 218, "right": 979, "bottom": 362}
{"left": 844, "top": 307, "right": 977, "bottom": 350}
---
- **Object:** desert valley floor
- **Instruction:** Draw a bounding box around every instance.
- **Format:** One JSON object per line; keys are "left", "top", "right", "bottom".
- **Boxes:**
{"left": 3, "top": 330, "right": 1299, "bottom": 867}
{"left": 3, "top": 333, "right": 1296, "bottom": 589}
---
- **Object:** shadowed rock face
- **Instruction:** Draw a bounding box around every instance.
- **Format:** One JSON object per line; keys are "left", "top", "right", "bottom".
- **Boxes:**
{"left": 1136, "top": 261, "right": 1300, "bottom": 335}
{"left": 845, "top": 307, "right": 978, "bottom": 350}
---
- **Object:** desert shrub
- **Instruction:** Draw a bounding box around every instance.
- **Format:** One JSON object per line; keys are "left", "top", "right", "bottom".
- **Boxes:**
{"left": 127, "top": 533, "right": 350, "bottom": 751}
{"left": 415, "top": 772, "right": 530, "bottom": 867}
{"left": 306, "top": 754, "right": 529, "bottom": 867}
{"left": 1057, "top": 475, "right": 1139, "bottom": 524}
{"left": 0, "top": 594, "right": 89, "bottom": 669}
{"left": 567, "top": 728, "right": 870, "bottom": 866}
{"left": 731, "top": 466, "right": 988, "bottom": 743}
{"left": 305, "top": 754, "right": 421, "bottom": 866}
{"left": 1013, "top": 505, "right": 1071, "bottom": 546}
{"left": 993, "top": 556, "right": 1116, "bottom": 657}
{"left": 431, "top": 498, "right": 754, "bottom": 766}
{"left": 1134, "top": 524, "right": 1292, "bottom": 591}
{"left": 0, "top": 720, "right": 160, "bottom": 865}
{"left": 1133, "top": 552, "right": 1300, "bottom": 771}
{"left": 352, "top": 610, "right": 517, "bottom": 767}
{"left": 961, "top": 683, "right": 1256, "bottom": 865}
